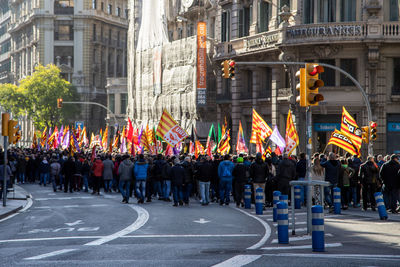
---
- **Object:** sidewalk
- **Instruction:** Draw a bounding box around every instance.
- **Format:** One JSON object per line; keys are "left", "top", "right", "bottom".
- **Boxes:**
{"left": 0, "top": 184, "right": 30, "bottom": 220}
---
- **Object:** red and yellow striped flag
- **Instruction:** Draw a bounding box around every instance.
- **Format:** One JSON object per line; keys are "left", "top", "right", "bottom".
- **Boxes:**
{"left": 285, "top": 110, "right": 299, "bottom": 155}
{"left": 218, "top": 129, "right": 231, "bottom": 155}
{"left": 327, "top": 129, "right": 360, "bottom": 156}
{"left": 340, "top": 106, "right": 362, "bottom": 151}
{"left": 156, "top": 109, "right": 188, "bottom": 147}
{"left": 140, "top": 127, "right": 150, "bottom": 152}
{"left": 250, "top": 109, "right": 272, "bottom": 143}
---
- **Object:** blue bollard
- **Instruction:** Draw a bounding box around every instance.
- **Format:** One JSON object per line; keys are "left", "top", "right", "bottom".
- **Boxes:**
{"left": 294, "top": 186, "right": 301, "bottom": 209}
{"left": 244, "top": 184, "right": 252, "bottom": 209}
{"left": 312, "top": 205, "right": 325, "bottom": 252}
{"left": 298, "top": 177, "right": 305, "bottom": 205}
{"left": 279, "top": 194, "right": 288, "bottom": 207}
{"left": 273, "top": 191, "right": 281, "bottom": 222}
{"left": 277, "top": 201, "right": 289, "bottom": 244}
{"left": 333, "top": 187, "right": 341, "bottom": 214}
{"left": 374, "top": 192, "right": 388, "bottom": 220}
{"left": 255, "top": 187, "right": 264, "bottom": 215}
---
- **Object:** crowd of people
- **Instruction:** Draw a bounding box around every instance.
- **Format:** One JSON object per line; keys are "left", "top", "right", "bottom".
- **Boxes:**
{"left": 0, "top": 148, "right": 399, "bottom": 214}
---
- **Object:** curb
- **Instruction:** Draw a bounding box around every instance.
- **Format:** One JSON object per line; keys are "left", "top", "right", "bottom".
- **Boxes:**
{"left": 0, "top": 205, "right": 23, "bottom": 220}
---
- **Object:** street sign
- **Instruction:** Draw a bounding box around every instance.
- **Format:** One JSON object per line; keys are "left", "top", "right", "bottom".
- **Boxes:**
{"left": 75, "top": 121, "right": 84, "bottom": 130}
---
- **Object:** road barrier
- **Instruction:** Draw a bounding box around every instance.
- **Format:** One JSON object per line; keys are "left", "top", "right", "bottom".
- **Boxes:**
{"left": 277, "top": 201, "right": 289, "bottom": 244}
{"left": 244, "top": 184, "right": 252, "bottom": 209}
{"left": 312, "top": 205, "right": 325, "bottom": 252}
{"left": 333, "top": 187, "right": 341, "bottom": 214}
{"left": 374, "top": 192, "right": 388, "bottom": 220}
{"left": 255, "top": 187, "right": 264, "bottom": 215}
{"left": 294, "top": 186, "right": 301, "bottom": 209}
{"left": 273, "top": 191, "right": 281, "bottom": 222}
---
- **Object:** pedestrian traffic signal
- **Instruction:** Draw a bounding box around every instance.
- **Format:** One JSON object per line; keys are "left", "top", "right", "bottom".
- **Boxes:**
{"left": 8, "top": 120, "right": 18, "bottom": 144}
{"left": 221, "top": 60, "right": 229, "bottom": 79}
{"left": 370, "top": 121, "right": 377, "bottom": 141}
{"left": 228, "top": 60, "right": 235, "bottom": 80}
{"left": 295, "top": 68, "right": 306, "bottom": 107}
{"left": 361, "top": 126, "right": 369, "bottom": 144}
{"left": 57, "top": 98, "right": 63, "bottom": 108}
{"left": 305, "top": 63, "right": 324, "bottom": 106}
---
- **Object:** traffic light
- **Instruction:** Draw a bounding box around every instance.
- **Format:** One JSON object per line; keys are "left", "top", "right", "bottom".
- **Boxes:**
{"left": 361, "top": 126, "right": 369, "bottom": 144}
{"left": 8, "top": 120, "right": 18, "bottom": 144}
{"left": 305, "top": 63, "right": 324, "bottom": 106}
{"left": 221, "top": 60, "right": 229, "bottom": 79}
{"left": 57, "top": 98, "right": 63, "bottom": 108}
{"left": 2, "top": 113, "right": 9, "bottom": 136}
{"left": 295, "top": 67, "right": 306, "bottom": 107}
{"left": 228, "top": 60, "right": 235, "bottom": 80}
{"left": 370, "top": 121, "right": 377, "bottom": 141}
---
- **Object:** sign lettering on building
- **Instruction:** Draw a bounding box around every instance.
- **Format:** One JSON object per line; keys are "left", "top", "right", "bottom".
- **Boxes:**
{"left": 243, "top": 33, "right": 279, "bottom": 51}
{"left": 197, "top": 21, "right": 207, "bottom": 106}
{"left": 286, "top": 25, "right": 363, "bottom": 38}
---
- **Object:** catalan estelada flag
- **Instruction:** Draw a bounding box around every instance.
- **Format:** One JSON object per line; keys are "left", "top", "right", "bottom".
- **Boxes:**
{"left": 327, "top": 129, "right": 360, "bottom": 156}
{"left": 285, "top": 110, "right": 299, "bottom": 156}
{"left": 340, "top": 106, "right": 362, "bottom": 151}
{"left": 156, "top": 109, "right": 188, "bottom": 147}
{"left": 236, "top": 121, "right": 248, "bottom": 154}
{"left": 250, "top": 109, "right": 272, "bottom": 143}
{"left": 218, "top": 129, "right": 231, "bottom": 155}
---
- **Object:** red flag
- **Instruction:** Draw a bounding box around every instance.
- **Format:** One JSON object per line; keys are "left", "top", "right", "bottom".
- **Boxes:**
{"left": 90, "top": 145, "right": 97, "bottom": 162}
{"left": 127, "top": 118, "right": 134, "bottom": 142}
{"left": 274, "top": 147, "right": 282, "bottom": 156}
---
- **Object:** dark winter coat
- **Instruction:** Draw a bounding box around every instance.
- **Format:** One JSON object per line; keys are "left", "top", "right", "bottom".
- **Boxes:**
{"left": 233, "top": 163, "right": 249, "bottom": 183}
{"left": 296, "top": 159, "right": 307, "bottom": 178}
{"left": 249, "top": 159, "right": 269, "bottom": 183}
{"left": 359, "top": 161, "right": 379, "bottom": 185}
{"left": 195, "top": 161, "right": 214, "bottom": 182}
{"left": 182, "top": 161, "right": 194, "bottom": 184}
{"left": 321, "top": 159, "right": 341, "bottom": 185}
{"left": 169, "top": 164, "right": 185, "bottom": 186}
{"left": 379, "top": 160, "right": 400, "bottom": 189}
{"left": 276, "top": 158, "right": 296, "bottom": 180}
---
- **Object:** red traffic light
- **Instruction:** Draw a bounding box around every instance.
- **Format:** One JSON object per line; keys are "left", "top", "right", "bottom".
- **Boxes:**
{"left": 307, "top": 65, "right": 324, "bottom": 76}
{"left": 370, "top": 121, "right": 377, "bottom": 128}
{"left": 229, "top": 60, "right": 235, "bottom": 67}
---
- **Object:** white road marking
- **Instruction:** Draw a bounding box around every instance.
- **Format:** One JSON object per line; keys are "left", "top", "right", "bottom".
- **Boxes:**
{"left": 263, "top": 253, "right": 400, "bottom": 261}
{"left": 65, "top": 220, "right": 84, "bottom": 226}
{"left": 211, "top": 255, "right": 263, "bottom": 267}
{"left": 289, "top": 227, "right": 307, "bottom": 232}
{"left": 0, "top": 234, "right": 259, "bottom": 244}
{"left": 35, "top": 196, "right": 93, "bottom": 201}
{"left": 63, "top": 205, "right": 80, "bottom": 208}
{"left": 0, "top": 198, "right": 33, "bottom": 222}
{"left": 84, "top": 205, "right": 149, "bottom": 246}
{"left": 24, "top": 249, "right": 77, "bottom": 260}
{"left": 271, "top": 233, "right": 333, "bottom": 243}
{"left": 261, "top": 243, "right": 342, "bottom": 250}
{"left": 233, "top": 208, "right": 271, "bottom": 250}
{"left": 193, "top": 218, "right": 210, "bottom": 224}
{"left": 273, "top": 221, "right": 306, "bottom": 227}
{"left": 34, "top": 204, "right": 109, "bottom": 209}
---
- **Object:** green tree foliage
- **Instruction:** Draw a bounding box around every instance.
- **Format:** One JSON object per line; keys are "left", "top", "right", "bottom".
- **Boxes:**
{"left": 0, "top": 64, "right": 78, "bottom": 129}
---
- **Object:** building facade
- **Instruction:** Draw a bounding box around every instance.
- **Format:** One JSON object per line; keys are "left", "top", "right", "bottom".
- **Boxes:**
{"left": 8, "top": 0, "right": 128, "bottom": 133}
{"left": 0, "top": 0, "right": 11, "bottom": 84}
{"left": 213, "top": 0, "right": 400, "bottom": 156}
{"left": 105, "top": 77, "right": 127, "bottom": 130}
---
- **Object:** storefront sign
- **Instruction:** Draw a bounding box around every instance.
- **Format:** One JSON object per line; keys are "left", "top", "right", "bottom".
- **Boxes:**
{"left": 197, "top": 21, "right": 207, "bottom": 106}
{"left": 314, "top": 123, "right": 340, "bottom": 132}
{"left": 287, "top": 25, "right": 363, "bottom": 38}
{"left": 388, "top": 122, "right": 400, "bottom": 132}
{"left": 243, "top": 33, "right": 279, "bottom": 51}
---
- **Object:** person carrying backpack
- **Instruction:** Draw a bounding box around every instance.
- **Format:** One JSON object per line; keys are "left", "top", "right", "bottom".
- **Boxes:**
{"left": 218, "top": 154, "right": 234, "bottom": 205}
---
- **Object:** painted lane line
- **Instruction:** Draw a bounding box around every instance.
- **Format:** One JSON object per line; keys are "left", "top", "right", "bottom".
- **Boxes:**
{"left": 122, "top": 234, "right": 260, "bottom": 238}
{"left": 233, "top": 208, "right": 271, "bottom": 250}
{"left": 0, "top": 198, "right": 33, "bottom": 223}
{"left": 84, "top": 205, "right": 149, "bottom": 246}
{"left": 24, "top": 249, "right": 77, "bottom": 260}
{"left": 264, "top": 253, "right": 400, "bottom": 261}
{"left": 288, "top": 227, "right": 307, "bottom": 232}
{"left": 211, "top": 255, "right": 262, "bottom": 267}
{"left": 273, "top": 221, "right": 306, "bottom": 227}
{"left": 271, "top": 233, "right": 333, "bottom": 244}
{"left": 35, "top": 196, "right": 94, "bottom": 201}
{"left": 65, "top": 220, "right": 84, "bottom": 226}
{"left": 34, "top": 204, "right": 109, "bottom": 209}
{"left": 261, "top": 243, "right": 342, "bottom": 250}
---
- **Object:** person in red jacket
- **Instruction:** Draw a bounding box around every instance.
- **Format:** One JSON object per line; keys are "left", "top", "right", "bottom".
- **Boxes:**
{"left": 91, "top": 156, "right": 104, "bottom": 195}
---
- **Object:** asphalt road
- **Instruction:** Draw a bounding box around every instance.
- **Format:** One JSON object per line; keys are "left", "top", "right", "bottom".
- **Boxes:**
{"left": 0, "top": 184, "right": 400, "bottom": 266}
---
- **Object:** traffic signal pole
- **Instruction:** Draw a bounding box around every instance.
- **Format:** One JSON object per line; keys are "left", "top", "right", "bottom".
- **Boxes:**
{"left": 3, "top": 136, "right": 7, "bottom": 207}
{"left": 306, "top": 106, "right": 313, "bottom": 233}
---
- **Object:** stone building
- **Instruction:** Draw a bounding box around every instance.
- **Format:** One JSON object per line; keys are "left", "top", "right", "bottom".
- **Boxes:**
{"left": 0, "top": 0, "right": 11, "bottom": 84}
{"left": 8, "top": 0, "right": 128, "bottom": 133}
{"left": 213, "top": 0, "right": 400, "bottom": 156}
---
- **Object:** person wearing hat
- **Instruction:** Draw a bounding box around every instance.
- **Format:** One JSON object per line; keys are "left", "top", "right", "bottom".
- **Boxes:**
{"left": 379, "top": 154, "right": 400, "bottom": 213}
{"left": 233, "top": 157, "right": 249, "bottom": 207}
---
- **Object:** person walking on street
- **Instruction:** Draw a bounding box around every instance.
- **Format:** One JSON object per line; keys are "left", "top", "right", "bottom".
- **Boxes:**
{"left": 321, "top": 152, "right": 341, "bottom": 212}
{"left": 50, "top": 156, "right": 61, "bottom": 192}
{"left": 103, "top": 154, "right": 114, "bottom": 193}
{"left": 63, "top": 156, "right": 76, "bottom": 193}
{"left": 39, "top": 157, "right": 50, "bottom": 186}
{"left": 232, "top": 157, "right": 249, "bottom": 207}
{"left": 182, "top": 156, "right": 194, "bottom": 205}
{"left": 249, "top": 153, "right": 269, "bottom": 208}
{"left": 169, "top": 158, "right": 185, "bottom": 206}
{"left": 134, "top": 154, "right": 149, "bottom": 204}
{"left": 276, "top": 154, "right": 296, "bottom": 195}
{"left": 0, "top": 156, "right": 12, "bottom": 200}
{"left": 91, "top": 156, "right": 104, "bottom": 195}
{"left": 379, "top": 154, "right": 400, "bottom": 213}
{"left": 196, "top": 156, "right": 213, "bottom": 206}
{"left": 359, "top": 156, "right": 379, "bottom": 211}
{"left": 218, "top": 155, "right": 234, "bottom": 205}
{"left": 118, "top": 155, "right": 134, "bottom": 203}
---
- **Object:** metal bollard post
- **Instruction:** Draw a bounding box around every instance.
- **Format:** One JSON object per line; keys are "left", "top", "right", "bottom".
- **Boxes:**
{"left": 277, "top": 201, "right": 289, "bottom": 244}
{"left": 255, "top": 187, "right": 264, "bottom": 215}
{"left": 374, "top": 192, "right": 388, "bottom": 220}
{"left": 312, "top": 205, "right": 325, "bottom": 252}
{"left": 294, "top": 186, "right": 301, "bottom": 209}
{"left": 333, "top": 187, "right": 341, "bottom": 214}
{"left": 273, "top": 191, "right": 281, "bottom": 222}
{"left": 244, "top": 184, "right": 252, "bottom": 209}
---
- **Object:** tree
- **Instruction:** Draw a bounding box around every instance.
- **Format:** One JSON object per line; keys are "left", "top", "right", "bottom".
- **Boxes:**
{"left": 0, "top": 83, "right": 25, "bottom": 116}
{"left": 9, "top": 64, "right": 78, "bottom": 129}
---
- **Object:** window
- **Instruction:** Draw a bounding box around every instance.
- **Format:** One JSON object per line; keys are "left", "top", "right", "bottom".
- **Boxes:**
{"left": 208, "top": 17, "right": 215, "bottom": 39}
{"left": 319, "top": 59, "right": 335, "bottom": 86}
{"left": 168, "top": 30, "right": 174, "bottom": 41}
{"left": 304, "top": 0, "right": 314, "bottom": 24}
{"left": 393, "top": 58, "right": 400, "bottom": 95}
{"left": 55, "top": 21, "right": 73, "bottom": 41}
{"left": 92, "top": 24, "right": 96, "bottom": 41}
{"left": 54, "top": 0, "right": 74, "bottom": 14}
{"left": 340, "top": 59, "right": 357, "bottom": 86}
{"left": 390, "top": 0, "right": 400, "bottom": 21}
{"left": 116, "top": 7, "right": 121, "bottom": 17}
{"left": 258, "top": 0, "right": 270, "bottom": 33}
{"left": 238, "top": 6, "right": 251, "bottom": 37}
{"left": 108, "top": 94, "right": 115, "bottom": 113}
{"left": 318, "top": 0, "right": 336, "bottom": 23}
{"left": 101, "top": 2, "right": 104, "bottom": 11}
{"left": 120, "top": 93, "right": 127, "bottom": 114}
{"left": 109, "top": 28, "right": 112, "bottom": 44}
{"left": 92, "top": 0, "right": 97, "bottom": 9}
{"left": 187, "top": 23, "right": 194, "bottom": 37}
{"left": 242, "top": 70, "right": 252, "bottom": 98}
{"left": 341, "top": 0, "right": 356, "bottom": 21}
{"left": 178, "top": 28, "right": 183, "bottom": 39}
{"left": 125, "top": 9, "right": 129, "bottom": 18}
{"left": 260, "top": 67, "right": 272, "bottom": 98}
{"left": 221, "top": 10, "right": 230, "bottom": 42}
{"left": 108, "top": 4, "right": 112, "bottom": 14}
{"left": 117, "top": 31, "right": 120, "bottom": 46}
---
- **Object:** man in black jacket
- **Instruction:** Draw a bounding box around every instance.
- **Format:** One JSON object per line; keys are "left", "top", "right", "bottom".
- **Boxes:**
{"left": 233, "top": 157, "right": 249, "bottom": 207}
{"left": 380, "top": 154, "right": 400, "bottom": 213}
{"left": 359, "top": 156, "right": 379, "bottom": 211}
{"left": 195, "top": 156, "right": 213, "bottom": 205}
{"left": 169, "top": 158, "right": 184, "bottom": 206}
{"left": 276, "top": 154, "right": 296, "bottom": 195}
{"left": 182, "top": 156, "right": 194, "bottom": 205}
{"left": 250, "top": 153, "right": 269, "bottom": 207}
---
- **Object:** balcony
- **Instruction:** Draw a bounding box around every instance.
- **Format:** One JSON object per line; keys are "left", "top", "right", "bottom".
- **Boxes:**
{"left": 382, "top": 22, "right": 400, "bottom": 38}
{"left": 54, "top": 6, "right": 74, "bottom": 15}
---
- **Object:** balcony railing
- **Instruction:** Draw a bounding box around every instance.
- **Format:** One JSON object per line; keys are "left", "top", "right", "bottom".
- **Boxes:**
{"left": 382, "top": 22, "right": 400, "bottom": 37}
